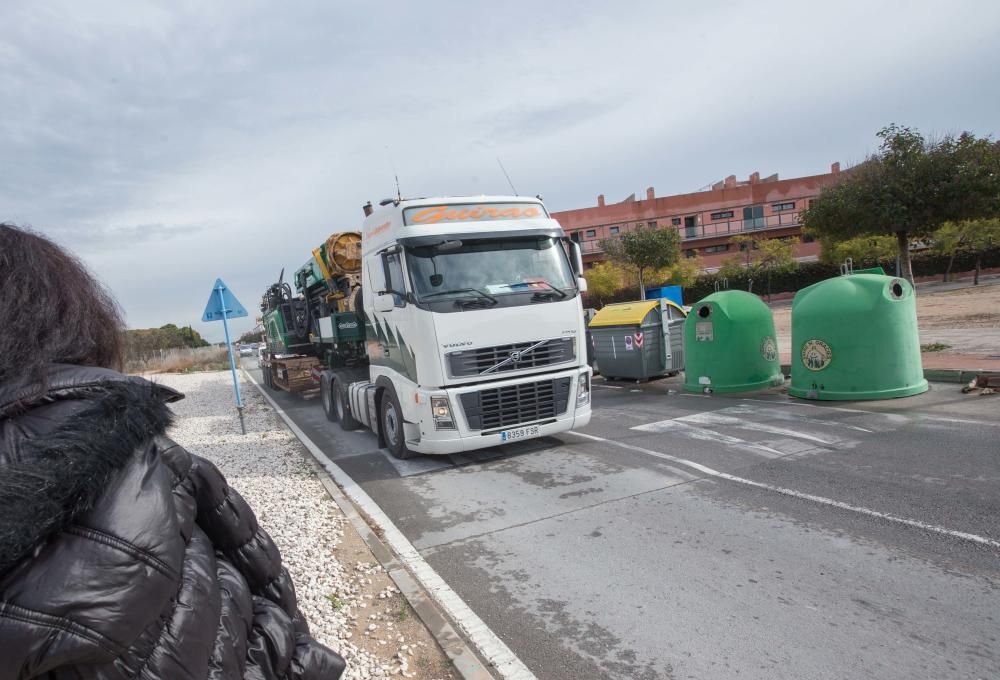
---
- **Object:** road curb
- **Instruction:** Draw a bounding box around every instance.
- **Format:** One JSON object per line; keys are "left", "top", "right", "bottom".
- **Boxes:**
{"left": 922, "top": 368, "right": 994, "bottom": 384}
{"left": 242, "top": 368, "right": 535, "bottom": 680}
{"left": 778, "top": 364, "right": 990, "bottom": 384}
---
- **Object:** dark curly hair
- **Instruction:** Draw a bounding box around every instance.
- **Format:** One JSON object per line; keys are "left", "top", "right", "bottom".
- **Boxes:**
{"left": 0, "top": 224, "right": 125, "bottom": 400}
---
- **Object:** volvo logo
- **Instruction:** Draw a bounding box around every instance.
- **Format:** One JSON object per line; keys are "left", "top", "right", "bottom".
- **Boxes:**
{"left": 509, "top": 351, "right": 521, "bottom": 363}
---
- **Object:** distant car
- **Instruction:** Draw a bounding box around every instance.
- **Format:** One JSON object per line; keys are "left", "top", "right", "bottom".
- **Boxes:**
{"left": 239, "top": 346, "right": 253, "bottom": 356}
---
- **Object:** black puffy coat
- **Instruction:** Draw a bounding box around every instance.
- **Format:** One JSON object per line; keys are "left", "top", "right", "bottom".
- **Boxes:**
{"left": 0, "top": 365, "right": 346, "bottom": 680}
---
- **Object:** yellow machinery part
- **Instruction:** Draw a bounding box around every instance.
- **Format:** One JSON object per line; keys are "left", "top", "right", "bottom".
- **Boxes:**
{"left": 325, "top": 232, "right": 362, "bottom": 275}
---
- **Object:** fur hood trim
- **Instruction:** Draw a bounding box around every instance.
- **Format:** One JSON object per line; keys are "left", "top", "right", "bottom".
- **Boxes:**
{"left": 0, "top": 369, "right": 180, "bottom": 577}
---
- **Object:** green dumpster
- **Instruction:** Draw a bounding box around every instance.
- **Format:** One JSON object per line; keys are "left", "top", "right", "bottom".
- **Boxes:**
{"left": 589, "top": 300, "right": 686, "bottom": 381}
{"left": 789, "top": 273, "right": 928, "bottom": 400}
{"left": 682, "top": 291, "right": 784, "bottom": 394}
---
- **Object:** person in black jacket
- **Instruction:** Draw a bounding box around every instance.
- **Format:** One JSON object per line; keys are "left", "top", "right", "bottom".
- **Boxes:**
{"left": 0, "top": 223, "right": 346, "bottom": 679}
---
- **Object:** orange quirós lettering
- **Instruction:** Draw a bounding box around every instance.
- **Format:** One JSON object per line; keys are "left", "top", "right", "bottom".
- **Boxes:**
{"left": 411, "top": 206, "right": 447, "bottom": 223}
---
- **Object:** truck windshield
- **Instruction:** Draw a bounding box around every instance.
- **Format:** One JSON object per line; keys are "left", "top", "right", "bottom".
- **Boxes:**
{"left": 406, "top": 236, "right": 576, "bottom": 305}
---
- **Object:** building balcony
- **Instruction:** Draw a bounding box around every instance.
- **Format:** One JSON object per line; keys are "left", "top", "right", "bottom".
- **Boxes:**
{"left": 577, "top": 212, "right": 802, "bottom": 255}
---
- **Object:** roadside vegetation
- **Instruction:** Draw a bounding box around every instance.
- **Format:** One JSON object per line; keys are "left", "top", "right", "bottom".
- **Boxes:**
{"left": 124, "top": 323, "right": 232, "bottom": 374}
{"left": 801, "top": 125, "right": 1000, "bottom": 284}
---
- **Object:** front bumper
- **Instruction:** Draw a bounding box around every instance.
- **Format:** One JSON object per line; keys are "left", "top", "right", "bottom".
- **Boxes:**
{"left": 409, "top": 367, "right": 592, "bottom": 455}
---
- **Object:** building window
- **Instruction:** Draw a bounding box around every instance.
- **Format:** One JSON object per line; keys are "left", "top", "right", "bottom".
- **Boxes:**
{"left": 742, "top": 206, "right": 765, "bottom": 230}
{"left": 802, "top": 233, "right": 815, "bottom": 243}
{"left": 647, "top": 221, "right": 657, "bottom": 229}
{"left": 704, "top": 244, "right": 730, "bottom": 253}
{"left": 585, "top": 229, "right": 596, "bottom": 238}
{"left": 772, "top": 202, "right": 796, "bottom": 212}
{"left": 671, "top": 217, "right": 682, "bottom": 226}
{"left": 808, "top": 199, "right": 816, "bottom": 208}
{"left": 609, "top": 226, "right": 620, "bottom": 235}
{"left": 710, "top": 210, "right": 734, "bottom": 221}
{"left": 685, "top": 249, "right": 698, "bottom": 258}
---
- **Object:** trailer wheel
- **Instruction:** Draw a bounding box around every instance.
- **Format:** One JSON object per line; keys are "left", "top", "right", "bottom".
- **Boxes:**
{"left": 335, "top": 379, "right": 361, "bottom": 431}
{"left": 380, "top": 388, "right": 415, "bottom": 459}
{"left": 321, "top": 376, "right": 337, "bottom": 422}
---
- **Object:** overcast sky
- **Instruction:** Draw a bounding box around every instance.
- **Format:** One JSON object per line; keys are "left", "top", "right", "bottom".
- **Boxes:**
{"left": 3, "top": 0, "right": 998, "bottom": 342}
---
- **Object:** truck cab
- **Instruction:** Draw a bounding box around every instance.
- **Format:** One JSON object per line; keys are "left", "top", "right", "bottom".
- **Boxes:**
{"left": 332, "top": 195, "right": 592, "bottom": 457}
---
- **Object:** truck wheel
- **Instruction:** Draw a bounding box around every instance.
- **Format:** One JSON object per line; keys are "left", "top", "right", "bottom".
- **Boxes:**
{"left": 380, "top": 389, "right": 415, "bottom": 460}
{"left": 336, "top": 379, "right": 361, "bottom": 431}
{"left": 262, "top": 365, "right": 273, "bottom": 389}
{"left": 321, "top": 377, "right": 337, "bottom": 422}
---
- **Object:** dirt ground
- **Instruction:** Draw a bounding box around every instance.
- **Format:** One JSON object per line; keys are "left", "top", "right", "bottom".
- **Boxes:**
{"left": 332, "top": 506, "right": 460, "bottom": 680}
{"left": 772, "top": 281, "right": 1000, "bottom": 335}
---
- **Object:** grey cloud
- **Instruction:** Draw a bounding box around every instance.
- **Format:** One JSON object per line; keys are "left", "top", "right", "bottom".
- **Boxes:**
{"left": 2, "top": 0, "right": 999, "bottom": 343}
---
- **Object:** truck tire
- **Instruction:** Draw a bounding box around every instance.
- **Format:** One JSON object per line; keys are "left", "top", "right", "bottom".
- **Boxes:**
{"left": 321, "top": 376, "right": 337, "bottom": 422}
{"left": 380, "top": 388, "right": 415, "bottom": 460}
{"left": 262, "top": 365, "right": 273, "bottom": 389}
{"left": 335, "top": 378, "right": 361, "bottom": 431}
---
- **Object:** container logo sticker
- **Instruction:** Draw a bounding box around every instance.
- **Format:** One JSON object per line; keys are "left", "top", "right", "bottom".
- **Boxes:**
{"left": 801, "top": 339, "right": 832, "bottom": 371}
{"left": 634, "top": 331, "right": 644, "bottom": 348}
{"left": 624, "top": 335, "right": 634, "bottom": 351}
{"left": 695, "top": 321, "right": 714, "bottom": 342}
{"left": 760, "top": 336, "right": 777, "bottom": 362}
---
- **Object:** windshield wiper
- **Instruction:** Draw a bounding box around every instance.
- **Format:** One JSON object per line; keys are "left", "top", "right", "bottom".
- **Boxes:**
{"left": 504, "top": 280, "right": 568, "bottom": 300}
{"left": 422, "top": 288, "right": 498, "bottom": 305}
{"left": 455, "top": 297, "right": 498, "bottom": 309}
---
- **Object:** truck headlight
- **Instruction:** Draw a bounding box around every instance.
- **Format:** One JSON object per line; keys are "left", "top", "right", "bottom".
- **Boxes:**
{"left": 431, "top": 396, "right": 455, "bottom": 430}
{"left": 576, "top": 372, "right": 591, "bottom": 407}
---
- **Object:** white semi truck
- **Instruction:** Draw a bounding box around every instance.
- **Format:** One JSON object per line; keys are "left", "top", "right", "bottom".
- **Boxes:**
{"left": 260, "top": 195, "right": 592, "bottom": 458}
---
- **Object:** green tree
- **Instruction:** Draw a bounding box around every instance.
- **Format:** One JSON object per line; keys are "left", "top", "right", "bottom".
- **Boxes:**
{"left": 600, "top": 226, "right": 681, "bottom": 299}
{"left": 801, "top": 125, "right": 1000, "bottom": 284}
{"left": 239, "top": 329, "right": 265, "bottom": 344}
{"left": 661, "top": 256, "right": 702, "bottom": 288}
{"left": 583, "top": 261, "right": 625, "bottom": 305}
{"left": 723, "top": 234, "right": 798, "bottom": 299}
{"left": 816, "top": 234, "right": 898, "bottom": 266}
{"left": 932, "top": 218, "right": 1000, "bottom": 284}
{"left": 716, "top": 256, "right": 748, "bottom": 281}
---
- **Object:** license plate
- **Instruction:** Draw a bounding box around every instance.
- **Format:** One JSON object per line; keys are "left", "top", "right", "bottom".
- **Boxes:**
{"left": 501, "top": 425, "right": 540, "bottom": 442}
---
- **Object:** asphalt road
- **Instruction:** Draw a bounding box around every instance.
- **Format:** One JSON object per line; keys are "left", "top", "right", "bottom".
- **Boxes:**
{"left": 249, "top": 358, "right": 1000, "bottom": 680}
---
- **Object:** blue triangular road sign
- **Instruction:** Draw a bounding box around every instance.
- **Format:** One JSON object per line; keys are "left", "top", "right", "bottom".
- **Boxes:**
{"left": 202, "top": 278, "right": 248, "bottom": 322}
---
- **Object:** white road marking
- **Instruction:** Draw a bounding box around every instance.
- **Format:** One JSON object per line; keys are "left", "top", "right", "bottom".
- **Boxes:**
{"left": 567, "top": 431, "right": 1000, "bottom": 550}
{"left": 674, "top": 411, "right": 844, "bottom": 446}
{"left": 245, "top": 370, "right": 537, "bottom": 680}
{"left": 726, "top": 403, "right": 874, "bottom": 433}
{"left": 631, "top": 419, "right": 787, "bottom": 457}
{"left": 916, "top": 415, "right": 1000, "bottom": 428}
{"left": 741, "top": 397, "right": 1000, "bottom": 428}
{"left": 593, "top": 384, "right": 624, "bottom": 390}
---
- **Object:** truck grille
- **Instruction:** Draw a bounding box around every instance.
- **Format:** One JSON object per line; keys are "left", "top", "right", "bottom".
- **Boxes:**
{"left": 447, "top": 338, "right": 575, "bottom": 377}
{"left": 459, "top": 377, "right": 572, "bottom": 432}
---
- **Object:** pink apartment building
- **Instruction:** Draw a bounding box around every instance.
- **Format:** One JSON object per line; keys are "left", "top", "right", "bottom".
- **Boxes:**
{"left": 551, "top": 163, "right": 844, "bottom": 270}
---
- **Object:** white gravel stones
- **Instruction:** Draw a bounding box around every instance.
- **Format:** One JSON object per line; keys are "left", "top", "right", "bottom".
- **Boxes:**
{"left": 156, "top": 371, "right": 401, "bottom": 680}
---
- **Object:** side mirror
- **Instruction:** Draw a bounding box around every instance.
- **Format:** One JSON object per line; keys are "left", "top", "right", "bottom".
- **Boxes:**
{"left": 568, "top": 240, "right": 584, "bottom": 274}
{"left": 373, "top": 294, "right": 395, "bottom": 313}
{"left": 577, "top": 277, "right": 588, "bottom": 293}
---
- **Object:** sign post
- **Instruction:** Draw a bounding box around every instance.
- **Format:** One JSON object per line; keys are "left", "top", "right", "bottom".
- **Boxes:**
{"left": 202, "top": 278, "right": 249, "bottom": 434}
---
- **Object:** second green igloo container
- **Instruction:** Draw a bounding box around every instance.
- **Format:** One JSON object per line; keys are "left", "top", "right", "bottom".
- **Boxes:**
{"left": 788, "top": 273, "right": 928, "bottom": 400}
{"left": 683, "top": 291, "right": 784, "bottom": 394}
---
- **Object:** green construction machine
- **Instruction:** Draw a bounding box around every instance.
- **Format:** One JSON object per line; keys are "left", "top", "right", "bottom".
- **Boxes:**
{"left": 259, "top": 232, "right": 368, "bottom": 392}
